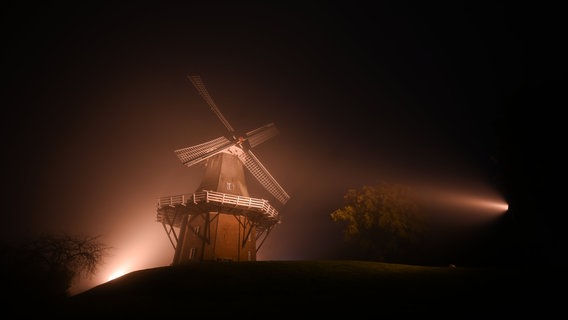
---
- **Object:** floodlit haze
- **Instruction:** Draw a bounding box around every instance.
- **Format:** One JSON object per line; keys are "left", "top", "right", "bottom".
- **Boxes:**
{"left": 2, "top": 2, "right": 562, "bottom": 293}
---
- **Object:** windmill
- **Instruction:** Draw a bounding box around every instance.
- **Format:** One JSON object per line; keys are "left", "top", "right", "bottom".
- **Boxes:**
{"left": 156, "top": 75, "right": 290, "bottom": 264}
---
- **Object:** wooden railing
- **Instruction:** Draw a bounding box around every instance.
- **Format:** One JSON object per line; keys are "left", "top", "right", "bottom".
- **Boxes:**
{"left": 157, "top": 190, "right": 279, "bottom": 219}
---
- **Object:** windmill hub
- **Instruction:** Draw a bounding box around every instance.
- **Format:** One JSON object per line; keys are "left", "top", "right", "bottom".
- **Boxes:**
{"left": 225, "top": 145, "right": 245, "bottom": 156}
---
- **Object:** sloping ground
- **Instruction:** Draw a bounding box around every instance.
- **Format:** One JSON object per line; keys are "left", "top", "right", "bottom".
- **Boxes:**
{"left": 57, "top": 260, "right": 560, "bottom": 317}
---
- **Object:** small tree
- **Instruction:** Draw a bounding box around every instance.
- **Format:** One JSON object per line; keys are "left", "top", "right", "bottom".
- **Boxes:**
{"left": 2, "top": 233, "right": 112, "bottom": 301}
{"left": 330, "top": 182, "right": 430, "bottom": 263}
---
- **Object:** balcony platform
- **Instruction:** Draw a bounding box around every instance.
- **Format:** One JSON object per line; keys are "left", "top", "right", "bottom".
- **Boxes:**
{"left": 156, "top": 190, "right": 280, "bottom": 231}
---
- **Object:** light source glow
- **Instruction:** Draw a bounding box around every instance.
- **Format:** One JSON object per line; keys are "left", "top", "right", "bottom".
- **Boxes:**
{"left": 107, "top": 268, "right": 128, "bottom": 281}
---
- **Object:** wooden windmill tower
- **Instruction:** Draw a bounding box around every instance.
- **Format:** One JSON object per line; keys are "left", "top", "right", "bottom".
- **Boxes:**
{"left": 156, "top": 75, "right": 290, "bottom": 264}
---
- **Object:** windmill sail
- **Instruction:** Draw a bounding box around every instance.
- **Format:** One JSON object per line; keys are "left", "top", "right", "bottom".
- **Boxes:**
{"left": 174, "top": 123, "right": 281, "bottom": 168}
{"left": 184, "top": 75, "right": 289, "bottom": 205}
{"left": 174, "top": 136, "right": 234, "bottom": 167}
{"left": 238, "top": 150, "right": 290, "bottom": 205}
{"left": 187, "top": 75, "right": 235, "bottom": 134}
{"left": 245, "top": 123, "right": 279, "bottom": 148}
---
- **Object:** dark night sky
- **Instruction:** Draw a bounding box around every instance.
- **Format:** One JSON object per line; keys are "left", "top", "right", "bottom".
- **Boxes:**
{"left": 2, "top": 2, "right": 565, "bottom": 292}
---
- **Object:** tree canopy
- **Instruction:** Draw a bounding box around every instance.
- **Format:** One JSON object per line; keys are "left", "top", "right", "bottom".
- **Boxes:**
{"left": 330, "top": 182, "right": 431, "bottom": 263}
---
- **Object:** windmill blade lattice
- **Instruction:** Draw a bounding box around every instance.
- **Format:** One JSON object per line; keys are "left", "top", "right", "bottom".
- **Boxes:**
{"left": 174, "top": 136, "right": 234, "bottom": 167}
{"left": 187, "top": 75, "right": 235, "bottom": 134}
{"left": 238, "top": 150, "right": 290, "bottom": 205}
{"left": 245, "top": 123, "right": 279, "bottom": 148}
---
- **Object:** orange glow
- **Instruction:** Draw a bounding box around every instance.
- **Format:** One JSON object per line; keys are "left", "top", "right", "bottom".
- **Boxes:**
{"left": 439, "top": 193, "right": 509, "bottom": 213}
{"left": 68, "top": 209, "right": 173, "bottom": 295}
{"left": 477, "top": 199, "right": 509, "bottom": 212}
{"left": 412, "top": 183, "right": 509, "bottom": 220}
{"left": 107, "top": 268, "right": 128, "bottom": 281}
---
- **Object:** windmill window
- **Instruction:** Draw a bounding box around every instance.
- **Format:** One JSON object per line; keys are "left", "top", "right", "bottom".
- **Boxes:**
{"left": 189, "top": 248, "right": 196, "bottom": 260}
{"left": 226, "top": 182, "right": 233, "bottom": 191}
{"left": 194, "top": 225, "right": 200, "bottom": 235}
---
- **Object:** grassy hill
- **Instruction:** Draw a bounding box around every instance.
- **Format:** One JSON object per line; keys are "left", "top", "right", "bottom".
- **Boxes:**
{"left": 55, "top": 260, "right": 560, "bottom": 317}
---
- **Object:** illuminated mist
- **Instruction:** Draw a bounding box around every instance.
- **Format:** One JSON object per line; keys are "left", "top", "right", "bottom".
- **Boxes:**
{"left": 67, "top": 172, "right": 509, "bottom": 296}
{"left": 2, "top": 2, "right": 529, "bottom": 295}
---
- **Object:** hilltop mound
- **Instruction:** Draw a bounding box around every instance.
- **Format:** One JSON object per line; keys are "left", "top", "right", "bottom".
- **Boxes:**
{"left": 57, "top": 260, "right": 555, "bottom": 317}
